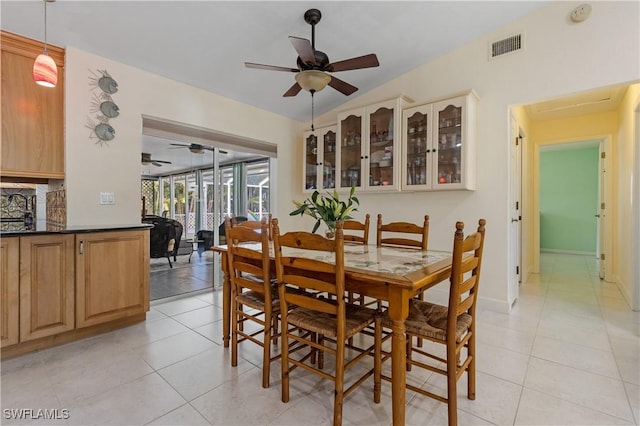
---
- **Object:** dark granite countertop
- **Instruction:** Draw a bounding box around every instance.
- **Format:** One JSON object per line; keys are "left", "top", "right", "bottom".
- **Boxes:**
{"left": 0, "top": 220, "right": 153, "bottom": 236}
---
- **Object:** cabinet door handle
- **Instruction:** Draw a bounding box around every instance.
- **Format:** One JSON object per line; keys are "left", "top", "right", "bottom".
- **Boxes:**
{"left": 432, "top": 148, "right": 437, "bottom": 153}
{"left": 79, "top": 240, "right": 84, "bottom": 255}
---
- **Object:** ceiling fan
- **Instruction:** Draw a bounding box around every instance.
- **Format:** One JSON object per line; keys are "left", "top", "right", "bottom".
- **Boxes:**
{"left": 244, "top": 8, "right": 380, "bottom": 97}
{"left": 141, "top": 152, "right": 171, "bottom": 167}
{"left": 169, "top": 143, "right": 227, "bottom": 154}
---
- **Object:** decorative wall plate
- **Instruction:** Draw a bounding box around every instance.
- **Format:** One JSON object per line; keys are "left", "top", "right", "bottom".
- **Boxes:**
{"left": 88, "top": 69, "right": 119, "bottom": 145}
{"left": 94, "top": 123, "right": 116, "bottom": 141}
{"left": 100, "top": 101, "right": 120, "bottom": 118}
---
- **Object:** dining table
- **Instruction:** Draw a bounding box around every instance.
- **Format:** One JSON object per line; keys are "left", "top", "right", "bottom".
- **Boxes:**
{"left": 212, "top": 242, "right": 455, "bottom": 426}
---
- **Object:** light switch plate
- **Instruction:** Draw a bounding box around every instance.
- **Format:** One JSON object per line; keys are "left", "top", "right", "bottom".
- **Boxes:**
{"left": 100, "top": 192, "right": 115, "bottom": 205}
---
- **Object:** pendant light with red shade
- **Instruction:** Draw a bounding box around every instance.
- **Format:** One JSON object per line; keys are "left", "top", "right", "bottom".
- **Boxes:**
{"left": 33, "top": 0, "right": 57, "bottom": 88}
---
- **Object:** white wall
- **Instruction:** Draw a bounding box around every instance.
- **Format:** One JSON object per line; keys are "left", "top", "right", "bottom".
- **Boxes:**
{"left": 615, "top": 84, "right": 640, "bottom": 309}
{"left": 64, "top": 47, "right": 302, "bottom": 228}
{"left": 308, "top": 1, "right": 640, "bottom": 312}
{"left": 62, "top": 1, "right": 639, "bottom": 313}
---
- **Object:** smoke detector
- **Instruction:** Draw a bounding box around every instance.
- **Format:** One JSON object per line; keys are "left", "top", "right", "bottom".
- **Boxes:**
{"left": 570, "top": 4, "right": 591, "bottom": 23}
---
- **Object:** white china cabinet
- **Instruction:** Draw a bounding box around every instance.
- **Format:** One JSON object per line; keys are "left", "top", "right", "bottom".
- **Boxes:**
{"left": 401, "top": 91, "right": 478, "bottom": 191}
{"left": 336, "top": 97, "right": 407, "bottom": 192}
{"left": 302, "top": 125, "right": 337, "bottom": 193}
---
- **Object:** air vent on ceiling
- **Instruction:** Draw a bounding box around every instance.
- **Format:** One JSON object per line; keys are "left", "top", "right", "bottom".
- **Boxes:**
{"left": 490, "top": 34, "right": 522, "bottom": 59}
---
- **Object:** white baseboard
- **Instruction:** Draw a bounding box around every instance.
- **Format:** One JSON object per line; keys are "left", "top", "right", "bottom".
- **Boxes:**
{"left": 425, "top": 286, "right": 511, "bottom": 314}
{"left": 540, "top": 248, "right": 596, "bottom": 256}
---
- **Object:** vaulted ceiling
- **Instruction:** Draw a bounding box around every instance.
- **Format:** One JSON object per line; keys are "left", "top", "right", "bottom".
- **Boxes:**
{"left": 1, "top": 1, "right": 549, "bottom": 122}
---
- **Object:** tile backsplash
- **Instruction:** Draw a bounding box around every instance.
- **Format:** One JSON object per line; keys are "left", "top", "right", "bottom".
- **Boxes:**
{"left": 46, "top": 189, "right": 66, "bottom": 226}
{"left": 0, "top": 188, "right": 36, "bottom": 219}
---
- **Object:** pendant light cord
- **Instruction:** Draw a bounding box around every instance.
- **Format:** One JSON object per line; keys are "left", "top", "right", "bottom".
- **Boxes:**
{"left": 43, "top": 0, "right": 49, "bottom": 53}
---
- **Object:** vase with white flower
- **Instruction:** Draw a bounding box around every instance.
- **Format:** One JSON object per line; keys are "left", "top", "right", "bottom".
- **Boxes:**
{"left": 290, "top": 187, "right": 359, "bottom": 238}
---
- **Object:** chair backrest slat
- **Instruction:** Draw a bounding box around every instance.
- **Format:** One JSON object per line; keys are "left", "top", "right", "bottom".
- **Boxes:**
{"left": 225, "top": 216, "right": 271, "bottom": 299}
{"left": 447, "top": 219, "right": 486, "bottom": 339}
{"left": 377, "top": 214, "right": 429, "bottom": 250}
{"left": 343, "top": 214, "right": 370, "bottom": 244}
{"left": 273, "top": 218, "right": 345, "bottom": 323}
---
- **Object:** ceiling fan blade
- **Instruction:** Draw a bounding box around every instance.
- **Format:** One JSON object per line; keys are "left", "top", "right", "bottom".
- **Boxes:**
{"left": 289, "top": 36, "right": 316, "bottom": 65}
{"left": 245, "top": 62, "right": 298, "bottom": 73}
{"left": 328, "top": 54, "right": 380, "bottom": 72}
{"left": 283, "top": 82, "right": 302, "bottom": 97}
{"left": 328, "top": 76, "right": 358, "bottom": 96}
{"left": 169, "top": 143, "right": 189, "bottom": 148}
{"left": 151, "top": 161, "right": 163, "bottom": 167}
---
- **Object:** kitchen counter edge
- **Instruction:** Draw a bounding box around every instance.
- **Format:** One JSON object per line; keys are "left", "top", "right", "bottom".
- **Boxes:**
{"left": 0, "top": 223, "right": 153, "bottom": 236}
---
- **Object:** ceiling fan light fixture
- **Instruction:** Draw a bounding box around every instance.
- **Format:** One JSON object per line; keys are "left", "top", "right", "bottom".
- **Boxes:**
{"left": 295, "top": 70, "right": 331, "bottom": 93}
{"left": 189, "top": 147, "right": 205, "bottom": 154}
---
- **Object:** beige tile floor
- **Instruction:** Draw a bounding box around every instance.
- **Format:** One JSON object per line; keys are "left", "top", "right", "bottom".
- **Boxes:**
{"left": 1, "top": 253, "right": 638, "bottom": 425}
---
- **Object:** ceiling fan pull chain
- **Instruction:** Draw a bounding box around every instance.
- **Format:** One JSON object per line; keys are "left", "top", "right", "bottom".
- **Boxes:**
{"left": 311, "top": 92, "right": 315, "bottom": 132}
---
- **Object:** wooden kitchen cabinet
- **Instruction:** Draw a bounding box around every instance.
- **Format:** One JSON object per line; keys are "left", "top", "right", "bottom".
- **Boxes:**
{"left": 0, "top": 31, "right": 65, "bottom": 180}
{"left": 1, "top": 237, "right": 20, "bottom": 347}
{"left": 19, "top": 234, "right": 75, "bottom": 342}
{"left": 76, "top": 230, "right": 150, "bottom": 328}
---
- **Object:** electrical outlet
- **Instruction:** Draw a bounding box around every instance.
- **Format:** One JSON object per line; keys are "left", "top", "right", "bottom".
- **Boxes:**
{"left": 100, "top": 192, "right": 115, "bottom": 205}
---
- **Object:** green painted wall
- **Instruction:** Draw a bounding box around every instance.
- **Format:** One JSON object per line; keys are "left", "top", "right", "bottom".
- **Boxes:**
{"left": 539, "top": 145, "right": 599, "bottom": 253}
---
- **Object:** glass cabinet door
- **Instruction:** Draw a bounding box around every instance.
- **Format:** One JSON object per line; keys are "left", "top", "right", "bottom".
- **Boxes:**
{"left": 435, "top": 103, "right": 463, "bottom": 186}
{"left": 304, "top": 133, "right": 318, "bottom": 190}
{"left": 403, "top": 109, "right": 430, "bottom": 188}
{"left": 339, "top": 114, "right": 363, "bottom": 189}
{"left": 322, "top": 130, "right": 336, "bottom": 189}
{"left": 368, "top": 106, "right": 395, "bottom": 188}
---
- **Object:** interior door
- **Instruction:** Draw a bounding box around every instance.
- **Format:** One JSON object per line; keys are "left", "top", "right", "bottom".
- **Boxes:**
{"left": 598, "top": 141, "right": 606, "bottom": 279}
{"left": 509, "top": 117, "right": 522, "bottom": 305}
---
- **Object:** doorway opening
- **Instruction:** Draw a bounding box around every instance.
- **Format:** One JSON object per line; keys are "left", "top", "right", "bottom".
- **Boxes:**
{"left": 538, "top": 140, "right": 602, "bottom": 258}
{"left": 140, "top": 116, "right": 278, "bottom": 301}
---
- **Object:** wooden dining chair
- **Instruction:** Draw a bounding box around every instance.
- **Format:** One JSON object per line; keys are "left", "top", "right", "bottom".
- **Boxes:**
{"left": 225, "top": 216, "right": 279, "bottom": 388}
{"left": 342, "top": 213, "right": 370, "bottom": 244}
{"left": 236, "top": 213, "right": 273, "bottom": 240}
{"left": 376, "top": 214, "right": 430, "bottom": 316}
{"left": 377, "top": 219, "right": 486, "bottom": 426}
{"left": 342, "top": 213, "right": 372, "bottom": 306}
{"left": 272, "top": 219, "right": 382, "bottom": 426}
{"left": 376, "top": 213, "right": 429, "bottom": 250}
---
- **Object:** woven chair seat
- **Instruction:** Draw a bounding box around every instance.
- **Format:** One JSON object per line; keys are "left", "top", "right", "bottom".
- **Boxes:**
{"left": 287, "top": 304, "right": 377, "bottom": 338}
{"left": 382, "top": 300, "right": 471, "bottom": 342}
{"left": 236, "top": 290, "right": 280, "bottom": 312}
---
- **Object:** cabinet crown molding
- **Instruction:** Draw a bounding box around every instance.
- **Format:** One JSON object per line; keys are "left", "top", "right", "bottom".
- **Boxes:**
{"left": 1, "top": 30, "right": 65, "bottom": 66}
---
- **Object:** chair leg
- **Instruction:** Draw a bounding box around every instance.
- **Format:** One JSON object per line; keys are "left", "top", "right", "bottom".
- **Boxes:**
{"left": 468, "top": 331, "right": 476, "bottom": 400}
{"left": 281, "top": 314, "right": 290, "bottom": 403}
{"left": 416, "top": 292, "right": 424, "bottom": 347}
{"left": 272, "top": 313, "right": 279, "bottom": 346}
{"left": 333, "top": 338, "right": 346, "bottom": 426}
{"left": 231, "top": 297, "right": 238, "bottom": 367}
{"left": 309, "top": 332, "right": 316, "bottom": 365}
{"left": 447, "top": 344, "right": 458, "bottom": 426}
{"left": 167, "top": 254, "right": 173, "bottom": 268}
{"left": 406, "top": 334, "right": 413, "bottom": 372}
{"left": 318, "top": 334, "right": 324, "bottom": 370}
{"left": 262, "top": 309, "right": 272, "bottom": 388}
{"left": 373, "top": 316, "right": 382, "bottom": 404}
